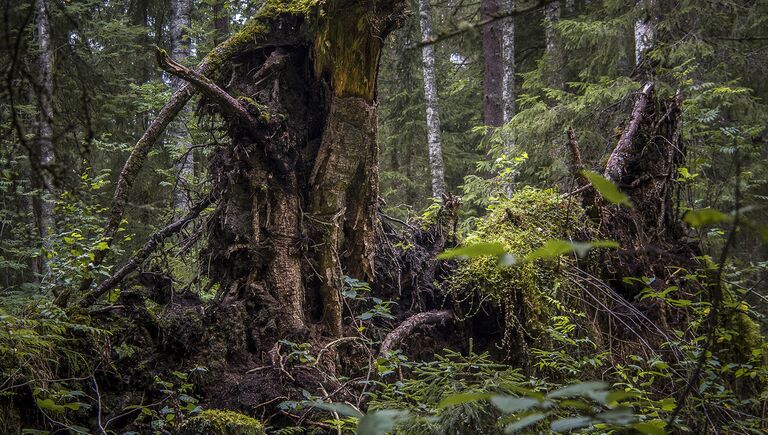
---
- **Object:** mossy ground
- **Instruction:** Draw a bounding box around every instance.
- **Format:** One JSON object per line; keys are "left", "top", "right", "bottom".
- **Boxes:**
{"left": 179, "top": 409, "right": 264, "bottom": 435}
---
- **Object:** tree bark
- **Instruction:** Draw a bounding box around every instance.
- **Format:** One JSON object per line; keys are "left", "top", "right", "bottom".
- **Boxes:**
{"left": 200, "top": 0, "right": 408, "bottom": 339}
{"left": 34, "top": 0, "right": 56, "bottom": 278}
{"left": 169, "top": 0, "right": 194, "bottom": 211}
{"left": 544, "top": 1, "right": 562, "bottom": 89}
{"left": 501, "top": 0, "right": 516, "bottom": 126}
{"left": 481, "top": 0, "right": 504, "bottom": 127}
{"left": 418, "top": 0, "right": 446, "bottom": 198}
{"left": 634, "top": 0, "right": 655, "bottom": 68}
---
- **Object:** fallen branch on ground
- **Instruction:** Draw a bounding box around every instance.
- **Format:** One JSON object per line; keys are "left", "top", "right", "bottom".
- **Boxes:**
{"left": 379, "top": 310, "right": 453, "bottom": 356}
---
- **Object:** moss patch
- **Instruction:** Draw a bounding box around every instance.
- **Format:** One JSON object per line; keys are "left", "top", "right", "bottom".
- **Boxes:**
{"left": 446, "top": 188, "right": 595, "bottom": 351}
{"left": 179, "top": 409, "right": 264, "bottom": 435}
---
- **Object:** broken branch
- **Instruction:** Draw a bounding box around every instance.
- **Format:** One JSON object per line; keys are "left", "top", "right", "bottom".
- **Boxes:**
{"left": 79, "top": 194, "right": 214, "bottom": 307}
{"left": 604, "top": 82, "right": 654, "bottom": 182}
{"left": 379, "top": 310, "right": 453, "bottom": 356}
{"left": 156, "top": 48, "right": 261, "bottom": 132}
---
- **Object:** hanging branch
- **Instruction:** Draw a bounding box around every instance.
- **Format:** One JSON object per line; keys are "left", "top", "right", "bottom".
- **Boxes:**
{"left": 79, "top": 194, "right": 214, "bottom": 308}
{"left": 604, "top": 82, "right": 654, "bottom": 182}
{"left": 156, "top": 48, "right": 261, "bottom": 132}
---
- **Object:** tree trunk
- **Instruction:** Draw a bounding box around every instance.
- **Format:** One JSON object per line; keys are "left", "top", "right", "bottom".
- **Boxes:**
{"left": 212, "top": 0, "right": 229, "bottom": 44}
{"left": 200, "top": 0, "right": 407, "bottom": 340}
{"left": 501, "top": 0, "right": 516, "bottom": 126}
{"left": 634, "top": 0, "right": 655, "bottom": 68}
{"left": 169, "top": 0, "right": 194, "bottom": 211}
{"left": 418, "top": 0, "right": 446, "bottom": 198}
{"left": 544, "top": 1, "right": 562, "bottom": 89}
{"left": 481, "top": 0, "right": 503, "bottom": 127}
{"left": 34, "top": 0, "right": 56, "bottom": 279}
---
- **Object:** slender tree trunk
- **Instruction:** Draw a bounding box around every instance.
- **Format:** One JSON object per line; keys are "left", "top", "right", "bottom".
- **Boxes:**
{"left": 169, "top": 0, "right": 194, "bottom": 211}
{"left": 481, "top": 0, "right": 503, "bottom": 127}
{"left": 418, "top": 0, "right": 446, "bottom": 198}
{"left": 501, "top": 0, "right": 516, "bottom": 196}
{"left": 34, "top": 0, "right": 56, "bottom": 279}
{"left": 212, "top": 0, "right": 229, "bottom": 44}
{"left": 634, "top": 0, "right": 655, "bottom": 68}
{"left": 544, "top": 1, "right": 561, "bottom": 89}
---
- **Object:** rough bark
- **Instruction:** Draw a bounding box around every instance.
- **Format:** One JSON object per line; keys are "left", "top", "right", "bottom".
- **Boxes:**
{"left": 594, "top": 83, "right": 691, "bottom": 297}
{"left": 418, "top": 0, "right": 446, "bottom": 197}
{"left": 481, "top": 0, "right": 504, "bottom": 127}
{"left": 169, "top": 0, "right": 194, "bottom": 211}
{"left": 200, "top": 0, "right": 408, "bottom": 340}
{"left": 501, "top": 0, "right": 516, "bottom": 125}
{"left": 34, "top": 0, "right": 56, "bottom": 278}
{"left": 212, "top": 0, "right": 229, "bottom": 44}
{"left": 379, "top": 310, "right": 453, "bottom": 355}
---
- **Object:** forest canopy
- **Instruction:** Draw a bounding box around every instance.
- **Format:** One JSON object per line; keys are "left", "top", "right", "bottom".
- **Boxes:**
{"left": 1, "top": 0, "right": 768, "bottom": 434}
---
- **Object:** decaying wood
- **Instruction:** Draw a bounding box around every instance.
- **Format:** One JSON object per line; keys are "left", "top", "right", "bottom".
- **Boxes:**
{"left": 379, "top": 310, "right": 453, "bottom": 356}
{"left": 566, "top": 127, "right": 588, "bottom": 188}
{"left": 604, "top": 81, "right": 654, "bottom": 183}
{"left": 79, "top": 195, "right": 213, "bottom": 307}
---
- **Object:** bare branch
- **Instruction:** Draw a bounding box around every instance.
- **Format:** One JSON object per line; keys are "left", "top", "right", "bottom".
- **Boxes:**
{"left": 379, "top": 310, "right": 453, "bottom": 355}
{"left": 78, "top": 195, "right": 214, "bottom": 307}
{"left": 156, "top": 48, "right": 260, "bottom": 132}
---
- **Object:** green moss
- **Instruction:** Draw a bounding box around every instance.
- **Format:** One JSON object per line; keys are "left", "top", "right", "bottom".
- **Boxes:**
{"left": 311, "top": 1, "right": 382, "bottom": 101}
{"left": 179, "top": 409, "right": 264, "bottom": 435}
{"left": 446, "top": 188, "right": 595, "bottom": 347}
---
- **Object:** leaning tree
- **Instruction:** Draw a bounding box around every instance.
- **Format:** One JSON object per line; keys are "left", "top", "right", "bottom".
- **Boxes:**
{"left": 76, "top": 0, "right": 409, "bottom": 344}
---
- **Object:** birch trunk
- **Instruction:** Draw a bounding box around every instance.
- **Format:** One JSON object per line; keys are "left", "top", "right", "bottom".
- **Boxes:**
{"left": 170, "top": 0, "right": 194, "bottom": 211}
{"left": 634, "top": 0, "right": 655, "bottom": 67}
{"left": 501, "top": 0, "right": 516, "bottom": 197}
{"left": 418, "top": 0, "right": 446, "bottom": 198}
{"left": 544, "top": 1, "right": 561, "bottom": 89}
{"left": 34, "top": 0, "right": 56, "bottom": 278}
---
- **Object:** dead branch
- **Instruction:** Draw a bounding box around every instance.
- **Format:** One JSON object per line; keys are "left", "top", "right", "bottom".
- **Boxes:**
{"left": 566, "top": 127, "right": 589, "bottom": 188}
{"left": 156, "top": 49, "right": 260, "bottom": 132}
{"left": 379, "top": 310, "right": 453, "bottom": 356}
{"left": 604, "top": 82, "right": 654, "bottom": 182}
{"left": 79, "top": 195, "right": 214, "bottom": 307}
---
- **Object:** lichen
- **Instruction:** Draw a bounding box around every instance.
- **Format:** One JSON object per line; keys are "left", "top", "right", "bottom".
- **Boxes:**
{"left": 179, "top": 409, "right": 264, "bottom": 435}
{"left": 446, "top": 188, "right": 595, "bottom": 350}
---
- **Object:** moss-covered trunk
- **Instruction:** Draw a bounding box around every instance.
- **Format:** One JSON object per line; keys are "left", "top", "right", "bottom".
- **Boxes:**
{"left": 203, "top": 0, "right": 405, "bottom": 348}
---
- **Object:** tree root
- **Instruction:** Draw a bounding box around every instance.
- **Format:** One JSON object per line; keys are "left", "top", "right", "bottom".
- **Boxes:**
{"left": 379, "top": 310, "right": 453, "bottom": 356}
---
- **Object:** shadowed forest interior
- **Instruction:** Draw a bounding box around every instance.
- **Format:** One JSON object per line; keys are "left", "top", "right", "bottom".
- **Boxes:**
{"left": 2, "top": 0, "right": 768, "bottom": 433}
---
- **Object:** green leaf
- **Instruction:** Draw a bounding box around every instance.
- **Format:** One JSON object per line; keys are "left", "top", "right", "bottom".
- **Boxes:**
{"left": 525, "top": 240, "right": 619, "bottom": 261}
{"left": 546, "top": 381, "right": 609, "bottom": 399}
{"left": 551, "top": 416, "right": 593, "bottom": 432}
{"left": 583, "top": 170, "right": 633, "bottom": 207}
{"left": 437, "top": 242, "right": 506, "bottom": 260}
{"left": 35, "top": 398, "right": 65, "bottom": 413}
{"left": 505, "top": 413, "right": 546, "bottom": 433}
{"left": 305, "top": 401, "right": 363, "bottom": 417}
{"left": 632, "top": 420, "right": 668, "bottom": 435}
{"left": 437, "top": 392, "right": 492, "bottom": 409}
{"left": 357, "top": 410, "right": 409, "bottom": 435}
{"left": 490, "top": 396, "right": 540, "bottom": 413}
{"left": 683, "top": 208, "right": 731, "bottom": 228}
